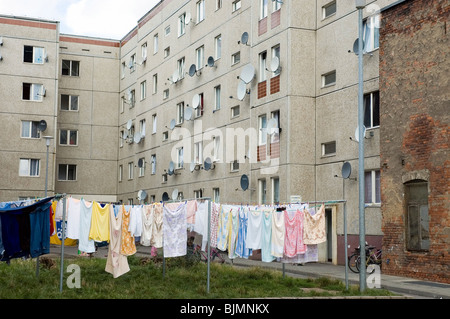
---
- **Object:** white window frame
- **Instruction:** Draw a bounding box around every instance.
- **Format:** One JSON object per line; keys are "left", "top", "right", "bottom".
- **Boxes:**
{"left": 153, "top": 34, "right": 159, "bottom": 54}
{"left": 196, "top": 45, "right": 204, "bottom": 71}
{"left": 19, "top": 159, "right": 40, "bottom": 177}
{"left": 272, "top": 177, "right": 280, "bottom": 204}
{"left": 118, "top": 165, "right": 123, "bottom": 182}
{"left": 231, "top": 105, "right": 240, "bottom": 118}
{"left": 322, "top": 1, "right": 337, "bottom": 19}
{"left": 213, "top": 136, "right": 221, "bottom": 162}
{"left": 321, "top": 141, "right": 336, "bottom": 156}
{"left": 151, "top": 154, "right": 156, "bottom": 175}
{"left": 259, "top": 114, "right": 267, "bottom": 145}
{"left": 178, "top": 57, "right": 185, "bottom": 80}
{"left": 141, "top": 42, "right": 148, "bottom": 63}
{"left": 214, "top": 85, "right": 221, "bottom": 111}
{"left": 61, "top": 94, "right": 79, "bottom": 111}
{"left": 128, "top": 162, "right": 134, "bottom": 180}
{"left": 152, "top": 114, "right": 157, "bottom": 134}
{"left": 259, "top": 179, "right": 267, "bottom": 205}
{"left": 24, "top": 45, "right": 45, "bottom": 64}
{"left": 271, "top": 45, "right": 281, "bottom": 76}
{"left": 259, "top": 51, "right": 267, "bottom": 82}
{"left": 364, "top": 91, "right": 380, "bottom": 129}
{"left": 138, "top": 157, "right": 145, "bottom": 177}
{"left": 365, "top": 170, "right": 381, "bottom": 205}
{"left": 273, "top": 0, "right": 282, "bottom": 11}
{"left": 22, "top": 83, "right": 44, "bottom": 101}
{"left": 177, "top": 102, "right": 184, "bottom": 124}
{"left": 215, "top": 34, "right": 222, "bottom": 60}
{"left": 322, "top": 70, "right": 336, "bottom": 87}
{"left": 260, "top": 0, "right": 268, "bottom": 20}
{"left": 140, "top": 81, "right": 147, "bottom": 100}
{"left": 177, "top": 147, "right": 184, "bottom": 169}
{"left": 196, "top": 0, "right": 205, "bottom": 23}
{"left": 194, "top": 141, "right": 203, "bottom": 164}
{"left": 178, "top": 13, "right": 186, "bottom": 37}
{"left": 232, "top": 0, "right": 241, "bottom": 12}
{"left": 59, "top": 129, "right": 78, "bottom": 146}
{"left": 213, "top": 188, "right": 220, "bottom": 202}
{"left": 21, "top": 120, "right": 41, "bottom": 139}
{"left": 62, "top": 60, "right": 80, "bottom": 76}
{"left": 231, "top": 51, "right": 240, "bottom": 65}
{"left": 153, "top": 74, "right": 158, "bottom": 94}
{"left": 363, "top": 14, "right": 380, "bottom": 53}
{"left": 139, "top": 119, "right": 146, "bottom": 137}
{"left": 58, "top": 164, "right": 77, "bottom": 181}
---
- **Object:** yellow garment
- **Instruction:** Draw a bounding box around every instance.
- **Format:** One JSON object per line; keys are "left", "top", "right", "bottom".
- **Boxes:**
{"left": 50, "top": 201, "right": 77, "bottom": 246}
{"left": 89, "top": 202, "right": 110, "bottom": 242}
{"left": 120, "top": 205, "right": 136, "bottom": 256}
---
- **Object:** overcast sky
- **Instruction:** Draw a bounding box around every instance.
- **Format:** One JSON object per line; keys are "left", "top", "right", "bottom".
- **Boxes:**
{"left": 0, "top": 0, "right": 160, "bottom": 39}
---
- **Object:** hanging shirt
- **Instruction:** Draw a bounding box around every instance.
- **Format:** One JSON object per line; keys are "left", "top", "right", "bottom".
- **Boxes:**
{"left": 89, "top": 202, "right": 110, "bottom": 242}
{"left": 163, "top": 202, "right": 187, "bottom": 258}
{"left": 78, "top": 199, "right": 95, "bottom": 253}
{"left": 105, "top": 205, "right": 130, "bottom": 278}
{"left": 29, "top": 201, "right": 52, "bottom": 258}
{"left": 271, "top": 210, "right": 285, "bottom": 258}
{"left": 120, "top": 205, "right": 136, "bottom": 256}
{"left": 194, "top": 200, "right": 209, "bottom": 251}
{"left": 152, "top": 203, "right": 163, "bottom": 248}
{"left": 283, "top": 209, "right": 307, "bottom": 258}
{"left": 186, "top": 200, "right": 198, "bottom": 230}
{"left": 128, "top": 205, "right": 143, "bottom": 238}
{"left": 261, "top": 210, "right": 275, "bottom": 262}
{"left": 140, "top": 205, "right": 154, "bottom": 247}
{"left": 235, "top": 206, "right": 251, "bottom": 259}
{"left": 216, "top": 205, "right": 230, "bottom": 251}
{"left": 303, "top": 204, "right": 326, "bottom": 244}
{"left": 66, "top": 198, "right": 81, "bottom": 240}
{"left": 246, "top": 207, "right": 263, "bottom": 250}
{"left": 227, "top": 206, "right": 239, "bottom": 259}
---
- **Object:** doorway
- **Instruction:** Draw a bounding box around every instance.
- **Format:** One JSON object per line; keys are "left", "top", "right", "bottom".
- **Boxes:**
{"left": 326, "top": 208, "right": 332, "bottom": 262}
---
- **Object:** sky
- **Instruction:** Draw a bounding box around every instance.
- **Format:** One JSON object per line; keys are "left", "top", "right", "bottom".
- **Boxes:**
{"left": 0, "top": 0, "right": 160, "bottom": 39}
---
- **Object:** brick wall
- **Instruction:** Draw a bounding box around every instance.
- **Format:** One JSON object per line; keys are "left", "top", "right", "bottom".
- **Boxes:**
{"left": 379, "top": 0, "right": 449, "bottom": 283}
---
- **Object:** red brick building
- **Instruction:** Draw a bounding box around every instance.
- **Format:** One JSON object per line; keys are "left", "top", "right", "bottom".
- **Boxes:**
{"left": 379, "top": 0, "right": 449, "bottom": 283}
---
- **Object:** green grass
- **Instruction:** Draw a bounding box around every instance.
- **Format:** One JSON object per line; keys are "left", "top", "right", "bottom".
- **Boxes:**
{"left": 0, "top": 256, "right": 394, "bottom": 299}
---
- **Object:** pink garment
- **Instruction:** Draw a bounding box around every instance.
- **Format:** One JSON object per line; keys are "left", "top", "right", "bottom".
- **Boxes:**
{"left": 210, "top": 203, "right": 220, "bottom": 248}
{"left": 283, "top": 209, "right": 307, "bottom": 257}
{"left": 186, "top": 200, "right": 198, "bottom": 225}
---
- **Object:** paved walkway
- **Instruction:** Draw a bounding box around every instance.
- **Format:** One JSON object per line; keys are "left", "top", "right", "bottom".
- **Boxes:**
{"left": 49, "top": 244, "right": 449, "bottom": 299}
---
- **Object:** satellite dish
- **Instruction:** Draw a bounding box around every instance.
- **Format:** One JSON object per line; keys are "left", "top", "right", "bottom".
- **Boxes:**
{"left": 38, "top": 120, "right": 47, "bottom": 132}
{"left": 162, "top": 192, "right": 169, "bottom": 202}
{"left": 192, "top": 94, "right": 200, "bottom": 109}
{"left": 189, "top": 64, "right": 197, "bottom": 77}
{"left": 138, "top": 190, "right": 148, "bottom": 201}
{"left": 185, "top": 107, "right": 193, "bottom": 121}
{"left": 237, "top": 81, "right": 247, "bottom": 101}
{"left": 240, "top": 32, "right": 249, "bottom": 45}
{"left": 126, "top": 119, "right": 132, "bottom": 130}
{"left": 207, "top": 56, "right": 215, "bottom": 68}
{"left": 240, "top": 174, "right": 249, "bottom": 191}
{"left": 138, "top": 158, "right": 145, "bottom": 168}
{"left": 342, "top": 162, "right": 352, "bottom": 179}
{"left": 134, "top": 132, "right": 142, "bottom": 144}
{"left": 172, "top": 189, "right": 179, "bottom": 200}
{"left": 203, "top": 157, "right": 213, "bottom": 171}
{"left": 169, "top": 119, "right": 176, "bottom": 130}
{"left": 269, "top": 56, "right": 280, "bottom": 72}
{"left": 240, "top": 64, "right": 255, "bottom": 84}
{"left": 354, "top": 125, "right": 367, "bottom": 142}
{"left": 190, "top": 161, "right": 196, "bottom": 172}
{"left": 185, "top": 12, "right": 191, "bottom": 25}
{"left": 353, "top": 38, "right": 365, "bottom": 55}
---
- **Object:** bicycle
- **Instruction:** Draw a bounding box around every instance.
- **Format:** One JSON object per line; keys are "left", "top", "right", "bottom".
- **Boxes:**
{"left": 194, "top": 244, "right": 226, "bottom": 264}
{"left": 348, "top": 245, "right": 382, "bottom": 274}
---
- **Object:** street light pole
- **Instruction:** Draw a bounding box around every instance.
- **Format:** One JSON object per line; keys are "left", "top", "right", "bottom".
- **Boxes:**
{"left": 356, "top": 0, "right": 366, "bottom": 292}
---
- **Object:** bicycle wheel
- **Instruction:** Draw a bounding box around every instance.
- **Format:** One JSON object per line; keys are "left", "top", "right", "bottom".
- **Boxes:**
{"left": 348, "top": 253, "right": 360, "bottom": 273}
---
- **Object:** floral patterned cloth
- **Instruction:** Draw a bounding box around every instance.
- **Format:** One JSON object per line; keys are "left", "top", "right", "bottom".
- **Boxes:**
{"left": 163, "top": 202, "right": 187, "bottom": 258}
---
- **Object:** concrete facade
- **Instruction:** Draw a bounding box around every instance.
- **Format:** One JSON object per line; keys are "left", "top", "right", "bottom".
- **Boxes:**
{"left": 379, "top": 0, "right": 449, "bottom": 283}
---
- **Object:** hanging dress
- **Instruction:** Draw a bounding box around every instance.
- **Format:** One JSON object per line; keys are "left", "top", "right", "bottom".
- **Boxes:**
{"left": 163, "top": 202, "right": 187, "bottom": 258}
{"left": 105, "top": 205, "right": 130, "bottom": 278}
{"left": 261, "top": 210, "right": 275, "bottom": 262}
{"left": 152, "top": 203, "right": 163, "bottom": 248}
{"left": 235, "top": 206, "right": 251, "bottom": 259}
{"left": 128, "top": 205, "right": 143, "bottom": 238}
{"left": 283, "top": 209, "right": 307, "bottom": 258}
{"left": 78, "top": 199, "right": 95, "bottom": 254}
{"left": 303, "top": 204, "right": 326, "bottom": 244}
{"left": 246, "top": 207, "right": 263, "bottom": 250}
{"left": 89, "top": 202, "right": 110, "bottom": 242}
{"left": 227, "top": 206, "right": 239, "bottom": 259}
{"left": 140, "top": 205, "right": 154, "bottom": 247}
{"left": 66, "top": 197, "right": 81, "bottom": 240}
{"left": 120, "top": 205, "right": 136, "bottom": 256}
{"left": 271, "top": 210, "right": 285, "bottom": 258}
{"left": 216, "top": 205, "right": 230, "bottom": 251}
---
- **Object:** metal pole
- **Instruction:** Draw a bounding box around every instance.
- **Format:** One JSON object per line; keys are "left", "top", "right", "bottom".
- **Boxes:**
{"left": 207, "top": 200, "right": 211, "bottom": 294}
{"left": 59, "top": 196, "right": 66, "bottom": 293}
{"left": 344, "top": 179, "right": 348, "bottom": 290}
{"left": 356, "top": 0, "right": 366, "bottom": 292}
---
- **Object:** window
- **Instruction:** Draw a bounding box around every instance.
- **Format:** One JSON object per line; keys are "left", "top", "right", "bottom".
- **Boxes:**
{"left": 270, "top": 110, "right": 280, "bottom": 143}
{"left": 121, "top": 62, "right": 126, "bottom": 79}
{"left": 259, "top": 51, "right": 267, "bottom": 82}
{"left": 164, "top": 47, "right": 170, "bottom": 58}
{"left": 62, "top": 60, "right": 79, "bottom": 76}
{"left": 195, "top": 93, "right": 204, "bottom": 117}
{"left": 139, "top": 119, "right": 146, "bottom": 137}
{"left": 138, "top": 158, "right": 145, "bottom": 177}
{"left": 21, "top": 121, "right": 40, "bottom": 139}
{"left": 130, "top": 54, "right": 136, "bottom": 72}
{"left": 151, "top": 155, "right": 156, "bottom": 175}
{"left": 213, "top": 188, "right": 220, "bottom": 202}
{"left": 364, "top": 91, "right": 380, "bottom": 128}
{"left": 19, "top": 159, "right": 40, "bottom": 177}
{"left": 153, "top": 34, "right": 159, "bottom": 54}
{"left": 322, "top": 141, "right": 336, "bottom": 156}
{"left": 259, "top": 179, "right": 267, "bottom": 204}
{"left": 232, "top": 0, "right": 241, "bottom": 12}
{"left": 162, "top": 174, "right": 168, "bottom": 183}
{"left": 177, "top": 102, "right": 184, "bottom": 124}
{"left": 405, "top": 180, "right": 430, "bottom": 251}
{"left": 22, "top": 83, "right": 43, "bottom": 101}
{"left": 322, "top": 70, "right": 336, "bottom": 87}
{"left": 273, "top": 0, "right": 282, "bottom": 11}
{"left": 129, "top": 89, "right": 136, "bottom": 108}
{"left": 231, "top": 160, "right": 239, "bottom": 171}
{"left": 214, "top": 85, "right": 221, "bottom": 111}
{"left": 216, "top": 0, "right": 222, "bottom": 10}
{"left": 215, "top": 34, "right": 222, "bottom": 60}
{"left": 118, "top": 165, "right": 123, "bottom": 182}
{"left": 271, "top": 45, "right": 281, "bottom": 76}
{"left": 272, "top": 177, "right": 280, "bottom": 204}
{"left": 177, "top": 57, "right": 185, "bottom": 80}
{"left": 231, "top": 52, "right": 241, "bottom": 65}
{"left": 60, "top": 129, "right": 78, "bottom": 146}
{"left": 141, "top": 42, "right": 148, "bottom": 63}
{"left": 165, "top": 25, "right": 171, "bottom": 36}
{"left": 162, "top": 131, "right": 169, "bottom": 141}
{"left": 213, "top": 136, "right": 221, "bottom": 161}
{"left": 363, "top": 14, "right": 380, "bottom": 52}
{"left": 259, "top": 114, "right": 267, "bottom": 145}
{"left": 61, "top": 94, "right": 79, "bottom": 111}
{"left": 58, "top": 164, "right": 76, "bottom": 181}
{"left": 140, "top": 81, "right": 147, "bottom": 100}
{"left": 197, "top": 0, "right": 205, "bottom": 23}
{"left": 323, "top": 1, "right": 337, "bottom": 19}
{"left": 194, "top": 142, "right": 203, "bottom": 164}
{"left": 260, "top": 0, "right": 268, "bottom": 19}
{"left": 24, "top": 46, "right": 45, "bottom": 64}
{"left": 163, "top": 89, "right": 169, "bottom": 100}
{"left": 196, "top": 46, "right": 204, "bottom": 70}
{"left": 194, "top": 189, "right": 203, "bottom": 199}
{"left": 120, "top": 131, "right": 124, "bottom": 147}
{"left": 153, "top": 74, "right": 158, "bottom": 94}
{"left": 178, "top": 13, "right": 186, "bottom": 37}
{"left": 128, "top": 162, "right": 134, "bottom": 180}
{"left": 152, "top": 114, "right": 157, "bottom": 134}
{"left": 177, "top": 147, "right": 184, "bottom": 169}
{"left": 365, "top": 170, "right": 381, "bottom": 205}
{"left": 231, "top": 105, "right": 240, "bottom": 118}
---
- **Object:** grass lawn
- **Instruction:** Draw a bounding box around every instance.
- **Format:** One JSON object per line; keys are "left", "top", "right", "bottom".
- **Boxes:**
{"left": 0, "top": 255, "right": 394, "bottom": 299}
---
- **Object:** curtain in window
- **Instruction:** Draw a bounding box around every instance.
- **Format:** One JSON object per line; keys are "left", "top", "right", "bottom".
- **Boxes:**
{"left": 22, "top": 121, "right": 30, "bottom": 138}
{"left": 30, "top": 159, "right": 39, "bottom": 176}
{"left": 34, "top": 47, "right": 44, "bottom": 64}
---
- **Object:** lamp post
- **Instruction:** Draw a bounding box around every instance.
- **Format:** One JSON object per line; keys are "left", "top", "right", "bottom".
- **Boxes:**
{"left": 355, "top": 0, "right": 366, "bottom": 292}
